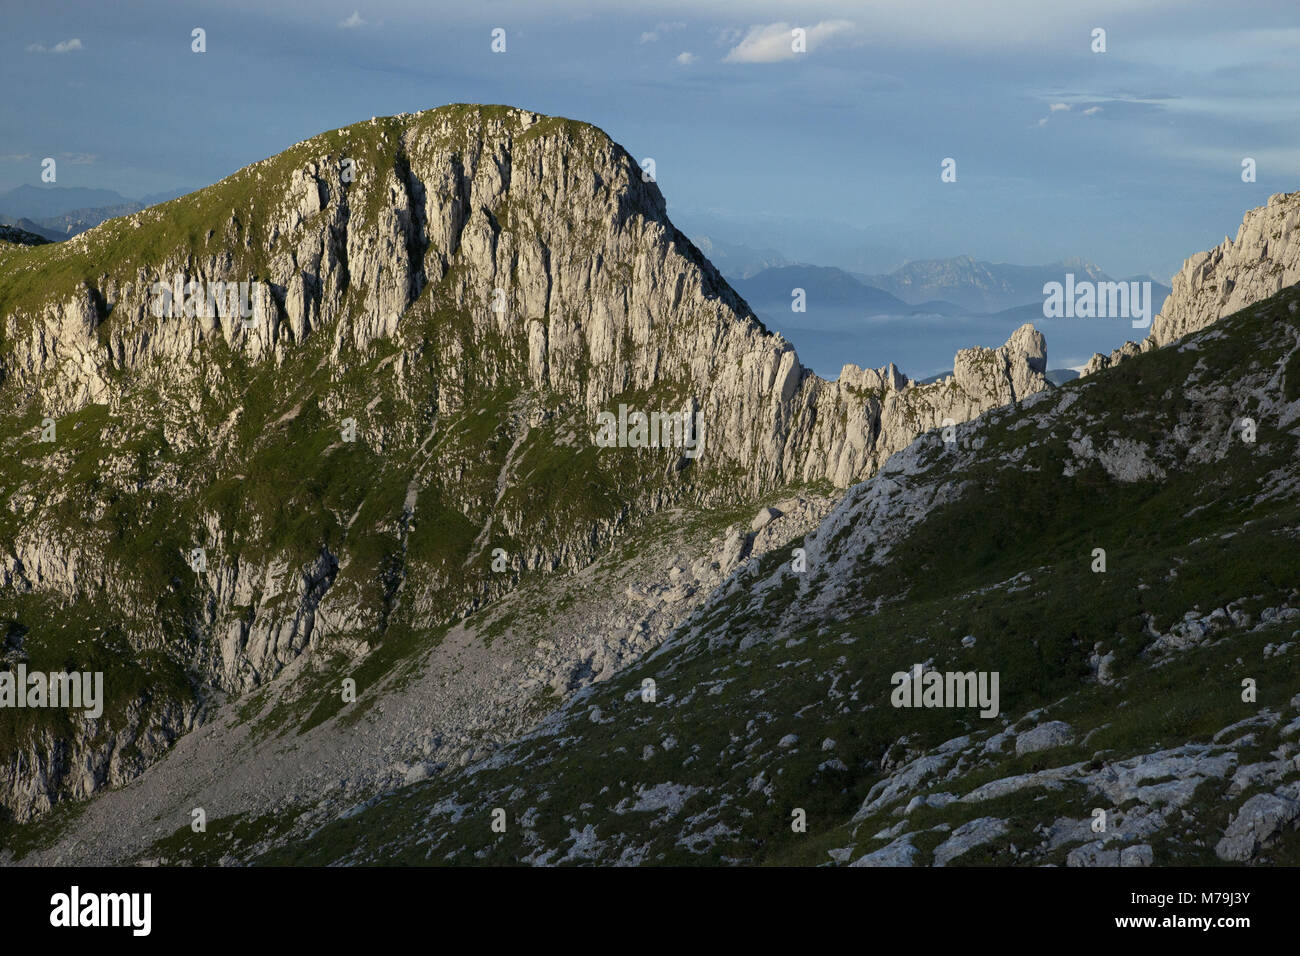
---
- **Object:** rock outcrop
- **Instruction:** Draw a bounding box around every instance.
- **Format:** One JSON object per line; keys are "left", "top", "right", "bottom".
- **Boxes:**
{"left": 1083, "top": 190, "right": 1300, "bottom": 375}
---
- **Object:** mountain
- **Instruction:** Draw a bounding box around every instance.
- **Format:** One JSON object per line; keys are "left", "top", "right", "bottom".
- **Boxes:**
{"left": 0, "top": 216, "right": 64, "bottom": 243}
{"left": 991, "top": 276, "right": 1171, "bottom": 322}
{"left": 862, "top": 255, "right": 1111, "bottom": 314}
{"left": 0, "top": 105, "right": 1051, "bottom": 832}
{"left": 907, "top": 299, "right": 970, "bottom": 316}
{"left": 0, "top": 223, "right": 53, "bottom": 247}
{"left": 1084, "top": 192, "right": 1300, "bottom": 375}
{"left": 734, "top": 262, "right": 1164, "bottom": 381}
{"left": 0, "top": 185, "right": 136, "bottom": 221}
{"left": 138, "top": 189, "right": 194, "bottom": 207}
{"left": 733, "top": 265, "right": 909, "bottom": 313}
{"left": 60, "top": 226, "right": 1300, "bottom": 868}
{"left": 689, "top": 235, "right": 790, "bottom": 280}
{"left": 984, "top": 276, "right": 1171, "bottom": 370}
{"left": 243, "top": 227, "right": 1300, "bottom": 867}
{"left": 0, "top": 186, "right": 197, "bottom": 242}
{"left": 6, "top": 108, "right": 1298, "bottom": 869}
{"left": 730, "top": 264, "right": 978, "bottom": 380}
{"left": 33, "top": 203, "right": 146, "bottom": 237}
{"left": 1044, "top": 368, "right": 1080, "bottom": 385}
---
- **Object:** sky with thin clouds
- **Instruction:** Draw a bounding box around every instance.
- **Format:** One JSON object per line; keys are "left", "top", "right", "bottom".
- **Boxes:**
{"left": 2, "top": 0, "right": 1298, "bottom": 279}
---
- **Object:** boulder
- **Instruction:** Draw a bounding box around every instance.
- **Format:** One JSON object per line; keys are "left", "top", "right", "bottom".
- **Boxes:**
{"left": 1015, "top": 721, "right": 1076, "bottom": 756}
{"left": 1215, "top": 791, "right": 1300, "bottom": 861}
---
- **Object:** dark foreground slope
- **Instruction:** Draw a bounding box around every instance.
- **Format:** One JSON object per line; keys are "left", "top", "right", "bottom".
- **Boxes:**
{"left": 243, "top": 283, "right": 1300, "bottom": 867}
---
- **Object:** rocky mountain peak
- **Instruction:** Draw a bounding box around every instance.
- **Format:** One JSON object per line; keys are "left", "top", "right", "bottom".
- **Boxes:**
{"left": 2, "top": 105, "right": 1048, "bottom": 493}
{"left": 0, "top": 104, "right": 1055, "bottom": 824}
{"left": 1084, "top": 190, "right": 1300, "bottom": 374}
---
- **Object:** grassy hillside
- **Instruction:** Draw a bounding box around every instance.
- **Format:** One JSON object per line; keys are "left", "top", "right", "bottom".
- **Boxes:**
{"left": 241, "top": 284, "right": 1300, "bottom": 866}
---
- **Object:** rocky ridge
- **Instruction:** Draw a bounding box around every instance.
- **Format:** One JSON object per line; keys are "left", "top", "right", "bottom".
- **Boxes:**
{"left": 0, "top": 225, "right": 50, "bottom": 248}
{"left": 1084, "top": 190, "right": 1300, "bottom": 374}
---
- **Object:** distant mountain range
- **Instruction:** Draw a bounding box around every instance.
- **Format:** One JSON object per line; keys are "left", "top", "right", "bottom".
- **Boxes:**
{"left": 0, "top": 184, "right": 191, "bottom": 239}
{"left": 733, "top": 257, "right": 1169, "bottom": 319}
{"left": 690, "top": 234, "right": 791, "bottom": 279}
{"left": 0, "top": 216, "right": 63, "bottom": 243}
{"left": 857, "top": 254, "right": 1113, "bottom": 314}
{"left": 730, "top": 258, "right": 1172, "bottom": 378}
{"left": 733, "top": 264, "right": 911, "bottom": 313}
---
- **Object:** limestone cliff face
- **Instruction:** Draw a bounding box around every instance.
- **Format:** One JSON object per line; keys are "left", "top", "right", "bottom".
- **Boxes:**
{"left": 0, "top": 105, "right": 1050, "bottom": 822}
{"left": 1084, "top": 190, "right": 1300, "bottom": 374}
{"left": 3, "top": 106, "right": 1047, "bottom": 492}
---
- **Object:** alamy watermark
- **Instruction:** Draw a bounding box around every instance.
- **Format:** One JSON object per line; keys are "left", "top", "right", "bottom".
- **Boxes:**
{"left": 1042, "top": 274, "right": 1153, "bottom": 329}
{"left": 890, "top": 664, "right": 999, "bottom": 718}
{"left": 149, "top": 274, "right": 262, "bottom": 327}
{"left": 0, "top": 665, "right": 103, "bottom": 718}
{"left": 50, "top": 886, "right": 150, "bottom": 936}
{"left": 593, "top": 403, "right": 704, "bottom": 459}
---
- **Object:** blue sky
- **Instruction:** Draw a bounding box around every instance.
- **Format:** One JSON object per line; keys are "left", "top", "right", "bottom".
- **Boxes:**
{"left": 3, "top": 0, "right": 1298, "bottom": 280}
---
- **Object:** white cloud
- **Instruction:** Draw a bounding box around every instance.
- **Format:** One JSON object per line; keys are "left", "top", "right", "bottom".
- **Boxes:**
{"left": 723, "top": 20, "right": 855, "bottom": 63}
{"left": 61, "top": 152, "right": 97, "bottom": 165}
{"left": 1083, "top": 106, "right": 1103, "bottom": 115}
{"left": 28, "top": 38, "right": 83, "bottom": 54}
{"left": 1035, "top": 102, "right": 1073, "bottom": 126}
{"left": 639, "top": 20, "right": 685, "bottom": 44}
{"left": 675, "top": 51, "right": 697, "bottom": 65}
{"left": 713, "top": 26, "right": 745, "bottom": 47}
{"left": 339, "top": 11, "right": 366, "bottom": 29}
